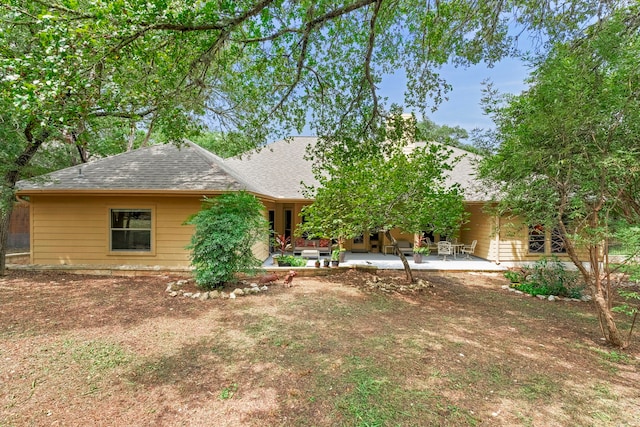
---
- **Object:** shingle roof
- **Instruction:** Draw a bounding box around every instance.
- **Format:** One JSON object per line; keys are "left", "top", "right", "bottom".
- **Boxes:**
{"left": 223, "top": 136, "right": 319, "bottom": 199}
{"left": 224, "top": 137, "right": 486, "bottom": 201}
{"left": 17, "top": 142, "right": 256, "bottom": 193}
{"left": 17, "top": 137, "right": 486, "bottom": 201}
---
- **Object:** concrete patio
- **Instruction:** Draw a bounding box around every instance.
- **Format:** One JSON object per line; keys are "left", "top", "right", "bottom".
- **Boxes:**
{"left": 264, "top": 251, "right": 532, "bottom": 272}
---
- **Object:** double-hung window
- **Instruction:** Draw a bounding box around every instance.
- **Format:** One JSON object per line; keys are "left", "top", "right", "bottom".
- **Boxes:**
{"left": 110, "top": 209, "right": 152, "bottom": 252}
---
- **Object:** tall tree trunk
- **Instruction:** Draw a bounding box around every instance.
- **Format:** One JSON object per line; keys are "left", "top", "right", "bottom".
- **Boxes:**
{"left": 0, "top": 120, "right": 49, "bottom": 275}
{"left": 589, "top": 248, "right": 626, "bottom": 348}
{"left": 384, "top": 230, "right": 413, "bottom": 283}
{"left": 0, "top": 199, "right": 14, "bottom": 276}
{"left": 560, "top": 220, "right": 625, "bottom": 347}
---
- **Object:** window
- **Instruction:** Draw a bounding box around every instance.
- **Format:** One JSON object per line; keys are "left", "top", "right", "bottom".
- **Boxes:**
{"left": 284, "top": 209, "right": 292, "bottom": 240}
{"left": 527, "top": 223, "right": 567, "bottom": 255}
{"left": 550, "top": 227, "right": 567, "bottom": 254}
{"left": 528, "top": 224, "right": 546, "bottom": 254}
{"left": 110, "top": 209, "right": 152, "bottom": 252}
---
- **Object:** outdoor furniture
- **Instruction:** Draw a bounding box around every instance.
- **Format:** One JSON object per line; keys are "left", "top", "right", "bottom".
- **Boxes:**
{"left": 301, "top": 249, "right": 320, "bottom": 259}
{"left": 293, "top": 238, "right": 331, "bottom": 256}
{"left": 396, "top": 240, "right": 413, "bottom": 256}
{"left": 452, "top": 243, "right": 464, "bottom": 258}
{"left": 423, "top": 237, "right": 437, "bottom": 251}
{"left": 461, "top": 240, "right": 478, "bottom": 259}
{"left": 383, "top": 245, "right": 395, "bottom": 255}
{"left": 437, "top": 241, "right": 452, "bottom": 261}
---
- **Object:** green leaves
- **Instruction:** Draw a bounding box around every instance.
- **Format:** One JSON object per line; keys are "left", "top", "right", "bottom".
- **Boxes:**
{"left": 185, "top": 192, "right": 268, "bottom": 289}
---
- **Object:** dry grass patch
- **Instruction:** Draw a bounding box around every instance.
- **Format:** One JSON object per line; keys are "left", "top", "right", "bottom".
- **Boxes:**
{"left": 1, "top": 270, "right": 639, "bottom": 426}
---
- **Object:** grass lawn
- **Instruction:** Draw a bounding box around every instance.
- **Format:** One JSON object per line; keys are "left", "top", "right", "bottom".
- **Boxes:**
{"left": 1, "top": 269, "right": 639, "bottom": 426}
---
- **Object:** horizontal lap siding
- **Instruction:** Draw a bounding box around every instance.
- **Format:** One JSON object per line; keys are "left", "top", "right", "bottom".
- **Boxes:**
{"left": 460, "top": 203, "right": 496, "bottom": 261}
{"left": 31, "top": 195, "right": 201, "bottom": 267}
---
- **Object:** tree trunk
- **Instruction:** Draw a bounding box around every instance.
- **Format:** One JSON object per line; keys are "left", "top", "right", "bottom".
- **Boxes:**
{"left": 0, "top": 120, "right": 49, "bottom": 275}
{"left": 384, "top": 230, "right": 413, "bottom": 283}
{"left": 589, "top": 249, "right": 626, "bottom": 348}
{"left": 0, "top": 201, "right": 13, "bottom": 276}
{"left": 561, "top": 225, "right": 625, "bottom": 347}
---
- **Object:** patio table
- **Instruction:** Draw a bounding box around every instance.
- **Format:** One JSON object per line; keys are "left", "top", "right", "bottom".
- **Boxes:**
{"left": 452, "top": 243, "right": 465, "bottom": 259}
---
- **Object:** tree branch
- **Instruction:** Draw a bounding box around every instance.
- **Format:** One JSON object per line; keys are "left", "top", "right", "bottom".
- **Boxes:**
{"left": 363, "top": 0, "right": 383, "bottom": 124}
{"left": 239, "top": 0, "right": 377, "bottom": 43}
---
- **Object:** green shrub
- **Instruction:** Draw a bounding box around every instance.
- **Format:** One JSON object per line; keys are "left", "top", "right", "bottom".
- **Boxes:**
{"left": 514, "top": 256, "right": 584, "bottom": 298}
{"left": 185, "top": 192, "right": 268, "bottom": 290}
{"left": 504, "top": 270, "right": 523, "bottom": 283}
{"left": 276, "top": 255, "right": 307, "bottom": 267}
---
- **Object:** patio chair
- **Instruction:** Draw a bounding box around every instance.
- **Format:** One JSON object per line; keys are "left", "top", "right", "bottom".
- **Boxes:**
{"left": 396, "top": 240, "right": 413, "bottom": 256}
{"left": 461, "top": 240, "right": 477, "bottom": 259}
{"left": 437, "top": 241, "right": 452, "bottom": 261}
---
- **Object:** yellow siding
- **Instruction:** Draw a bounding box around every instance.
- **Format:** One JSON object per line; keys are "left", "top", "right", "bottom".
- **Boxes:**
{"left": 31, "top": 195, "right": 202, "bottom": 267}
{"left": 459, "top": 203, "right": 496, "bottom": 261}
{"left": 461, "top": 202, "right": 589, "bottom": 263}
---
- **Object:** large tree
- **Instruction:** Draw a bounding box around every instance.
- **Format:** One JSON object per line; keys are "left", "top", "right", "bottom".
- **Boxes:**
{"left": 300, "top": 115, "right": 467, "bottom": 283}
{"left": 0, "top": 0, "right": 622, "bottom": 274}
{"left": 478, "top": 5, "right": 640, "bottom": 347}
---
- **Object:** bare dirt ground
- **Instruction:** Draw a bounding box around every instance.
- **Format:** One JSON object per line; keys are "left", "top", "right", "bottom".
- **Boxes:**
{"left": 1, "top": 269, "right": 639, "bottom": 426}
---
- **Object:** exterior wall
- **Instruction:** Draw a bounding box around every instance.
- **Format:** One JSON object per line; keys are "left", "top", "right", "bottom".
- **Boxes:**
{"left": 29, "top": 194, "right": 271, "bottom": 267}
{"left": 459, "top": 202, "right": 496, "bottom": 261}
{"left": 461, "top": 202, "right": 589, "bottom": 263}
{"left": 30, "top": 195, "right": 202, "bottom": 266}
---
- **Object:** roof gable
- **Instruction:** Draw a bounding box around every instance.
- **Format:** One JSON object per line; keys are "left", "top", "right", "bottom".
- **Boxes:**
{"left": 17, "top": 142, "right": 255, "bottom": 193}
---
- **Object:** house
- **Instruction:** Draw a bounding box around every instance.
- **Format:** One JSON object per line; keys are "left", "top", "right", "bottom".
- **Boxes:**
{"left": 15, "top": 137, "right": 570, "bottom": 268}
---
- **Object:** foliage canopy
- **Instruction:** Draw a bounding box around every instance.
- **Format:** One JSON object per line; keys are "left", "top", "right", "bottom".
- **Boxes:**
{"left": 478, "top": 5, "right": 640, "bottom": 347}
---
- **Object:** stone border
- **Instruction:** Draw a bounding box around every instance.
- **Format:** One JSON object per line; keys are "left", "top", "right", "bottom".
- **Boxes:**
{"left": 501, "top": 284, "right": 592, "bottom": 302}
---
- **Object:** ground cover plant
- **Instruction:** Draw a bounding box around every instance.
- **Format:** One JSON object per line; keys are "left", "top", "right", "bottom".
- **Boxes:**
{"left": 506, "top": 257, "right": 584, "bottom": 299}
{"left": 1, "top": 270, "right": 639, "bottom": 426}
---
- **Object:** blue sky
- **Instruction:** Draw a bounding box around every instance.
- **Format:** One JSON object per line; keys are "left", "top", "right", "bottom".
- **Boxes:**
{"left": 378, "top": 57, "right": 532, "bottom": 133}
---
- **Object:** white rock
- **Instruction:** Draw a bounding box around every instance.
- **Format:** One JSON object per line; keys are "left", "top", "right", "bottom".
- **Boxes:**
{"left": 229, "top": 292, "right": 236, "bottom": 299}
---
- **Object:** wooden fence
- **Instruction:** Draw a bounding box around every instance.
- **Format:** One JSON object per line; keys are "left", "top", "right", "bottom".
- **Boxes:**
{"left": 8, "top": 202, "right": 29, "bottom": 251}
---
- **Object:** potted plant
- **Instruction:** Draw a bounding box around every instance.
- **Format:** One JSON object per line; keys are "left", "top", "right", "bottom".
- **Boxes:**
{"left": 322, "top": 258, "right": 330, "bottom": 268}
{"left": 412, "top": 239, "right": 430, "bottom": 263}
{"left": 272, "top": 233, "right": 290, "bottom": 265}
{"left": 331, "top": 248, "right": 340, "bottom": 267}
